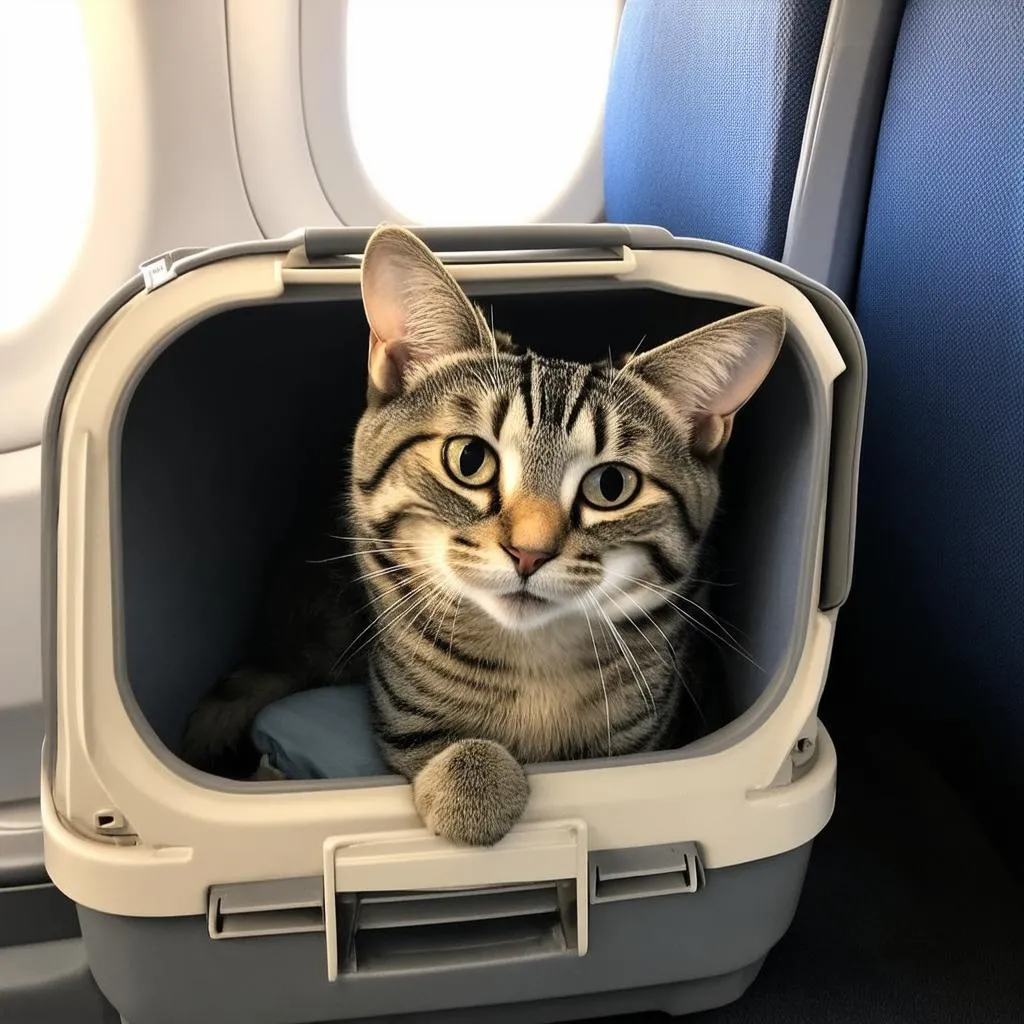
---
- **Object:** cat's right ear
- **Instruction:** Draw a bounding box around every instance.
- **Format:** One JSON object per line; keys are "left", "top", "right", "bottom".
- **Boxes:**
{"left": 361, "top": 225, "right": 487, "bottom": 397}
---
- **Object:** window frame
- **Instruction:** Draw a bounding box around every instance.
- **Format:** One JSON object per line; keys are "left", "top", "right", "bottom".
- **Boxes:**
{"left": 227, "top": 0, "right": 621, "bottom": 231}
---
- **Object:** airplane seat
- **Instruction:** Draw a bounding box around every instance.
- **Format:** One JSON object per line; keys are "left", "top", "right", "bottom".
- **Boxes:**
{"left": 603, "top": 0, "right": 1023, "bottom": 861}
{"left": 603, "top": 0, "right": 831, "bottom": 259}
{"left": 842, "top": 0, "right": 1024, "bottom": 848}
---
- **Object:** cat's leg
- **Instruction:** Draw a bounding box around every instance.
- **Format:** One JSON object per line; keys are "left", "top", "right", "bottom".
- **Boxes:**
{"left": 181, "top": 669, "right": 298, "bottom": 779}
{"left": 411, "top": 740, "right": 529, "bottom": 846}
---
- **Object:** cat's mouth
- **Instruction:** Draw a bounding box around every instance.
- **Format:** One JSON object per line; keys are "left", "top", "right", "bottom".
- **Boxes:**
{"left": 486, "top": 588, "right": 559, "bottom": 630}
{"left": 461, "top": 582, "right": 575, "bottom": 632}
{"left": 501, "top": 591, "right": 550, "bottom": 607}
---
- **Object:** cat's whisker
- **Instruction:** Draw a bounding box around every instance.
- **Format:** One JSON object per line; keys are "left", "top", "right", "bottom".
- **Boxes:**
{"left": 447, "top": 593, "right": 464, "bottom": 653}
{"left": 614, "top": 571, "right": 754, "bottom": 648}
{"left": 349, "top": 567, "right": 432, "bottom": 627}
{"left": 609, "top": 570, "right": 734, "bottom": 636}
{"left": 605, "top": 581, "right": 680, "bottom": 672}
{"left": 432, "top": 587, "right": 460, "bottom": 648}
{"left": 578, "top": 597, "right": 613, "bottom": 758}
{"left": 689, "top": 576, "right": 737, "bottom": 589}
{"left": 347, "top": 565, "right": 426, "bottom": 619}
{"left": 606, "top": 582, "right": 705, "bottom": 722}
{"left": 327, "top": 534, "right": 421, "bottom": 545}
{"left": 409, "top": 586, "right": 457, "bottom": 646}
{"left": 612, "top": 389, "right": 657, "bottom": 424}
{"left": 610, "top": 573, "right": 761, "bottom": 670}
{"left": 601, "top": 588, "right": 673, "bottom": 671}
{"left": 590, "top": 596, "right": 628, "bottom": 703}
{"left": 348, "top": 581, "right": 444, "bottom": 668}
{"left": 609, "top": 334, "right": 647, "bottom": 393}
{"left": 337, "top": 578, "right": 444, "bottom": 674}
{"left": 591, "top": 597, "right": 655, "bottom": 714}
{"left": 427, "top": 590, "right": 450, "bottom": 646}
{"left": 351, "top": 558, "right": 435, "bottom": 587}
{"left": 585, "top": 593, "right": 638, "bottom": 712}
{"left": 489, "top": 305, "right": 502, "bottom": 385}
{"left": 330, "top": 571, "right": 434, "bottom": 673}
{"left": 306, "top": 545, "right": 420, "bottom": 565}
{"left": 658, "top": 583, "right": 752, "bottom": 641}
{"left": 417, "top": 584, "right": 454, "bottom": 645}
{"left": 410, "top": 584, "right": 448, "bottom": 644}
{"left": 644, "top": 592, "right": 756, "bottom": 668}
{"left": 376, "top": 574, "right": 437, "bottom": 621}
{"left": 339, "top": 566, "right": 426, "bottom": 626}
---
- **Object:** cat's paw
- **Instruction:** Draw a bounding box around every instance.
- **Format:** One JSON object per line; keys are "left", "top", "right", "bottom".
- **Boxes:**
{"left": 180, "top": 670, "right": 294, "bottom": 779}
{"left": 413, "top": 739, "right": 529, "bottom": 846}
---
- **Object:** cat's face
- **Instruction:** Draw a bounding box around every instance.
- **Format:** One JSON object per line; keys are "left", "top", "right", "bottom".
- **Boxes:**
{"left": 351, "top": 226, "right": 784, "bottom": 634}
{"left": 355, "top": 353, "right": 706, "bottom": 631}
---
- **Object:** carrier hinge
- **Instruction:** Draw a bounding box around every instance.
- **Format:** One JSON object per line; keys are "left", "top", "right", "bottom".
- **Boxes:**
{"left": 768, "top": 719, "right": 820, "bottom": 788}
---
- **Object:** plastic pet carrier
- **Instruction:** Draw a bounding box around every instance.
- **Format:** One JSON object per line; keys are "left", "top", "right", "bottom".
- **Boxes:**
{"left": 41, "top": 225, "right": 864, "bottom": 1024}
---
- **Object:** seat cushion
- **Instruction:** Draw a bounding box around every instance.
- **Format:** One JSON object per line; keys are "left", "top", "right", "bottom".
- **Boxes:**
{"left": 851, "top": 0, "right": 1024, "bottom": 800}
{"left": 603, "top": 0, "right": 829, "bottom": 258}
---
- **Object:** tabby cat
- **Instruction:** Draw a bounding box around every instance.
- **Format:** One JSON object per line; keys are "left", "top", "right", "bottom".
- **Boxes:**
{"left": 182, "top": 225, "right": 785, "bottom": 846}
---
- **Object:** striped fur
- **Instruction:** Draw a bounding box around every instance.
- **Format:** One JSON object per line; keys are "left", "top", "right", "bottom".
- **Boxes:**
{"left": 182, "top": 226, "right": 784, "bottom": 846}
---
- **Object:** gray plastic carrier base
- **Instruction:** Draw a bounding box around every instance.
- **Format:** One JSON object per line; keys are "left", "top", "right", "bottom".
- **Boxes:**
{"left": 80, "top": 843, "right": 809, "bottom": 1024}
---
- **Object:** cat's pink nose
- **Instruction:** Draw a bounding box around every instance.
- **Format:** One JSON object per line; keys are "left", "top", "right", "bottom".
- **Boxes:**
{"left": 502, "top": 545, "right": 555, "bottom": 577}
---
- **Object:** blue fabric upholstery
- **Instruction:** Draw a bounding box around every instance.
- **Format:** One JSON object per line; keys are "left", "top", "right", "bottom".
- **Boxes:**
{"left": 603, "top": 0, "right": 829, "bottom": 259}
{"left": 252, "top": 686, "right": 390, "bottom": 780}
{"left": 853, "top": 1, "right": 1024, "bottom": 786}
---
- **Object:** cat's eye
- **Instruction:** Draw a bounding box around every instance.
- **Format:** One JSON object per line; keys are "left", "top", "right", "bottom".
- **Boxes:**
{"left": 580, "top": 463, "right": 640, "bottom": 510}
{"left": 442, "top": 436, "right": 499, "bottom": 488}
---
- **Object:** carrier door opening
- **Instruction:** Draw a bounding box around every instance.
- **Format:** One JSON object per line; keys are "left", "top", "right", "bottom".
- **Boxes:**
{"left": 117, "top": 291, "right": 814, "bottom": 781}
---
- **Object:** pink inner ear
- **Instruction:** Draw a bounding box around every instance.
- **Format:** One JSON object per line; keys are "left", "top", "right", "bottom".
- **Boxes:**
{"left": 692, "top": 412, "right": 729, "bottom": 454}
{"left": 702, "top": 329, "right": 781, "bottom": 417}
{"left": 368, "top": 331, "right": 409, "bottom": 396}
{"left": 362, "top": 261, "right": 411, "bottom": 348}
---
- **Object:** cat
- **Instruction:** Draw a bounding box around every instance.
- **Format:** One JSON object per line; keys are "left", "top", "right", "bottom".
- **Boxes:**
{"left": 181, "top": 224, "right": 785, "bottom": 846}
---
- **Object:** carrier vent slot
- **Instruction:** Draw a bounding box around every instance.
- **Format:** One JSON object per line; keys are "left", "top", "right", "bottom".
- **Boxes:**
{"left": 590, "top": 842, "right": 704, "bottom": 904}
{"left": 336, "top": 880, "right": 577, "bottom": 974}
{"left": 208, "top": 877, "right": 324, "bottom": 940}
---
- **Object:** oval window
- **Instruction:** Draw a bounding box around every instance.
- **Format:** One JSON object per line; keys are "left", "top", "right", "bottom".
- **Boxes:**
{"left": 345, "top": 0, "right": 620, "bottom": 225}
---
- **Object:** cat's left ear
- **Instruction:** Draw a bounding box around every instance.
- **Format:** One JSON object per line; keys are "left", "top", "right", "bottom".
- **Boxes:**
{"left": 361, "top": 224, "right": 488, "bottom": 397}
{"left": 627, "top": 306, "right": 785, "bottom": 454}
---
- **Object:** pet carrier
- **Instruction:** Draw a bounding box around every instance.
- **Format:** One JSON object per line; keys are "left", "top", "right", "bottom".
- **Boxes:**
{"left": 41, "top": 224, "right": 863, "bottom": 1023}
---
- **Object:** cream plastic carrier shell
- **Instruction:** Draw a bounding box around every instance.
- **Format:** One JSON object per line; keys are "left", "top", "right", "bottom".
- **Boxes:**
{"left": 39, "top": 224, "right": 864, "bottom": 1023}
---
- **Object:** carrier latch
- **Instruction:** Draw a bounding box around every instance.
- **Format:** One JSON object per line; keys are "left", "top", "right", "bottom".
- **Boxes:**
{"left": 590, "top": 842, "right": 704, "bottom": 904}
{"left": 207, "top": 876, "right": 324, "bottom": 940}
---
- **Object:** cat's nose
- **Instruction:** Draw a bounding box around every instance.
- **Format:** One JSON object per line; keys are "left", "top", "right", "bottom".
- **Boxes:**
{"left": 502, "top": 545, "right": 555, "bottom": 577}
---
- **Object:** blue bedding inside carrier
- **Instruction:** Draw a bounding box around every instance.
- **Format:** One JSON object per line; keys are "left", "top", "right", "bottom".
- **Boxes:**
{"left": 252, "top": 686, "right": 390, "bottom": 779}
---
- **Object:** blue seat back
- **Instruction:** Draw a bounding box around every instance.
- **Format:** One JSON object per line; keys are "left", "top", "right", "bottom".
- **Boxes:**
{"left": 603, "top": 0, "right": 830, "bottom": 259}
{"left": 853, "top": 1, "right": 1024, "bottom": 798}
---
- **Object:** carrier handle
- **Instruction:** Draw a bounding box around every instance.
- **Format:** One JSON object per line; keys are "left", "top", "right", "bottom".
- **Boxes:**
{"left": 322, "top": 820, "right": 589, "bottom": 980}
{"left": 301, "top": 224, "right": 636, "bottom": 262}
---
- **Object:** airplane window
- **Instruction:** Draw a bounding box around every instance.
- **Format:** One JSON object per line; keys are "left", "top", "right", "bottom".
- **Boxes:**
{"left": 0, "top": 0, "right": 95, "bottom": 332}
{"left": 344, "top": 0, "right": 620, "bottom": 225}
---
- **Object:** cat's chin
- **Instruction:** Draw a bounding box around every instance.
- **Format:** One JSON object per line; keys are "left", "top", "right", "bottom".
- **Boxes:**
{"left": 471, "top": 591, "right": 571, "bottom": 632}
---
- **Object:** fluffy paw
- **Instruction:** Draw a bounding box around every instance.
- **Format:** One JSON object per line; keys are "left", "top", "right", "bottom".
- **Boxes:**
{"left": 413, "top": 739, "right": 529, "bottom": 846}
